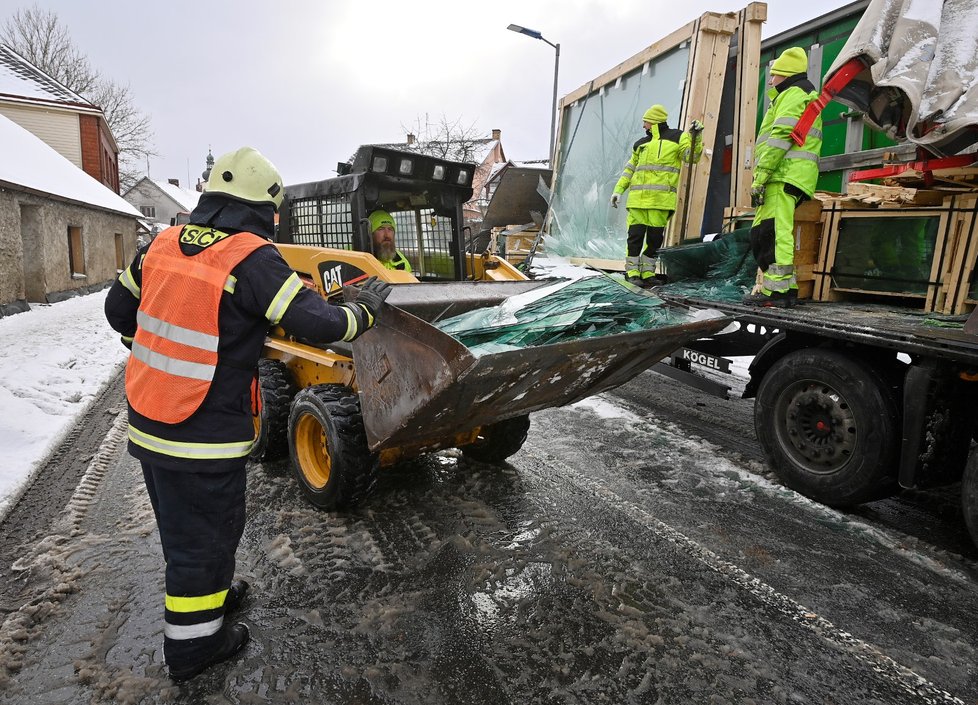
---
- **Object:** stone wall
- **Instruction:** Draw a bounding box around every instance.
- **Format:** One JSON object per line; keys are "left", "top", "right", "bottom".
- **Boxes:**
{"left": 0, "top": 187, "right": 139, "bottom": 316}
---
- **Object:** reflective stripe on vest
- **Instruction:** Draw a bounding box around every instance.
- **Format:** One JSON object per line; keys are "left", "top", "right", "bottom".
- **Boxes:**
{"left": 128, "top": 424, "right": 254, "bottom": 459}
{"left": 629, "top": 183, "right": 677, "bottom": 193}
{"left": 125, "top": 226, "right": 268, "bottom": 424}
{"left": 635, "top": 164, "right": 680, "bottom": 174}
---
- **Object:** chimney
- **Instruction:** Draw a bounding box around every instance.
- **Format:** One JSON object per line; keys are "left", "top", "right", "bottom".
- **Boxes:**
{"left": 491, "top": 128, "right": 501, "bottom": 141}
{"left": 168, "top": 178, "right": 180, "bottom": 187}
{"left": 406, "top": 133, "right": 416, "bottom": 145}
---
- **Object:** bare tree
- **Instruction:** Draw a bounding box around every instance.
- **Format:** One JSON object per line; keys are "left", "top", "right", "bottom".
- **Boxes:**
{"left": 400, "top": 114, "right": 486, "bottom": 162}
{"left": 86, "top": 78, "right": 155, "bottom": 190}
{"left": 1, "top": 4, "right": 155, "bottom": 191}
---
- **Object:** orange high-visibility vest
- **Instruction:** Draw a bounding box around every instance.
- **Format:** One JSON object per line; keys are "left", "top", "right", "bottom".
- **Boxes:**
{"left": 125, "top": 226, "right": 268, "bottom": 424}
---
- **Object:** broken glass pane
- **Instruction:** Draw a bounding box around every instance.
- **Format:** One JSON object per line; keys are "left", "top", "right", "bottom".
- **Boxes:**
{"left": 656, "top": 227, "right": 756, "bottom": 302}
{"left": 435, "top": 275, "right": 694, "bottom": 355}
{"left": 547, "top": 45, "right": 691, "bottom": 260}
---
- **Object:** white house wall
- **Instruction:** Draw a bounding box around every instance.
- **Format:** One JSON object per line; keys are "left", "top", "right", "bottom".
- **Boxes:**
{"left": 0, "top": 104, "right": 83, "bottom": 170}
{"left": 123, "top": 180, "right": 189, "bottom": 227}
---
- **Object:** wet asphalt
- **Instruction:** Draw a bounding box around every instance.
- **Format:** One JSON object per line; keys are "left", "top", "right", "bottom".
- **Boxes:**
{"left": 0, "top": 370, "right": 976, "bottom": 704}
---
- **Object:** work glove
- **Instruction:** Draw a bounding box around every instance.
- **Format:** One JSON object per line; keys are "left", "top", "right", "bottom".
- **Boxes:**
{"left": 610, "top": 193, "right": 619, "bottom": 209}
{"left": 690, "top": 119, "right": 704, "bottom": 134}
{"left": 336, "top": 276, "right": 392, "bottom": 342}
{"left": 750, "top": 183, "right": 765, "bottom": 208}
{"left": 355, "top": 276, "right": 393, "bottom": 318}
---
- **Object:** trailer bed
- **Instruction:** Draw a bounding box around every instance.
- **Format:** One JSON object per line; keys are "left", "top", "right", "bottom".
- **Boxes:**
{"left": 658, "top": 293, "right": 978, "bottom": 366}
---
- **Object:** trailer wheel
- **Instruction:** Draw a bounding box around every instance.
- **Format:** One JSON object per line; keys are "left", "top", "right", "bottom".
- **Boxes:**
{"left": 963, "top": 450, "right": 978, "bottom": 549}
{"left": 755, "top": 349, "right": 899, "bottom": 506}
{"left": 461, "top": 415, "right": 531, "bottom": 464}
{"left": 288, "top": 385, "right": 378, "bottom": 510}
{"left": 250, "top": 359, "right": 297, "bottom": 468}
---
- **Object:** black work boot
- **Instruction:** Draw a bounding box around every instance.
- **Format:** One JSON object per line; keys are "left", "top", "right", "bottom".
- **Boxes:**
{"left": 742, "top": 290, "right": 797, "bottom": 308}
{"left": 625, "top": 274, "right": 645, "bottom": 286}
{"left": 168, "top": 623, "right": 250, "bottom": 682}
{"left": 224, "top": 580, "right": 250, "bottom": 615}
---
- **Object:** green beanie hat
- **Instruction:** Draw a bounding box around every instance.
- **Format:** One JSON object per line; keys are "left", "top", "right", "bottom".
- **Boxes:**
{"left": 642, "top": 104, "right": 667, "bottom": 124}
{"left": 771, "top": 47, "right": 808, "bottom": 77}
{"left": 368, "top": 209, "right": 395, "bottom": 233}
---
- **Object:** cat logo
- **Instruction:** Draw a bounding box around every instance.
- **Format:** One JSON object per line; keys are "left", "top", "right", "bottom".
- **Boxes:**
{"left": 323, "top": 264, "right": 343, "bottom": 293}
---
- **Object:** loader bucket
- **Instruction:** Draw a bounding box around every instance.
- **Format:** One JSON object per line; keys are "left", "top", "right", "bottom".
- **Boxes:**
{"left": 352, "top": 299, "right": 728, "bottom": 451}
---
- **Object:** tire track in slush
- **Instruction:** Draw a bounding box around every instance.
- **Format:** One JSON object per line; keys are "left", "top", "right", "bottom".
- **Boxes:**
{"left": 519, "top": 446, "right": 965, "bottom": 705}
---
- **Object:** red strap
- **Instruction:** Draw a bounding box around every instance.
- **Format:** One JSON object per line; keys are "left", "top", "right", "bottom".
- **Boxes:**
{"left": 791, "top": 57, "right": 867, "bottom": 146}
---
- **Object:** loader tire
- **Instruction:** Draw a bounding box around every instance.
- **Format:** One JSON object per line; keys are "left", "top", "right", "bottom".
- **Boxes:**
{"left": 461, "top": 415, "right": 531, "bottom": 464}
{"left": 963, "top": 449, "right": 978, "bottom": 550}
{"left": 288, "top": 384, "right": 378, "bottom": 510}
{"left": 754, "top": 348, "right": 899, "bottom": 507}
{"left": 250, "top": 359, "right": 297, "bottom": 468}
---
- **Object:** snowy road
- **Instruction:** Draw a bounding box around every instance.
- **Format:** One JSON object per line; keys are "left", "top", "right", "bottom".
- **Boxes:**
{"left": 1, "top": 371, "right": 977, "bottom": 704}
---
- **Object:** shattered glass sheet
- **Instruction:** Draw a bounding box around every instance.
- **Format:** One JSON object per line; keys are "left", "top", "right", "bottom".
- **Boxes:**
{"left": 435, "top": 276, "right": 693, "bottom": 355}
{"left": 546, "top": 45, "right": 691, "bottom": 260}
{"left": 657, "top": 227, "right": 756, "bottom": 303}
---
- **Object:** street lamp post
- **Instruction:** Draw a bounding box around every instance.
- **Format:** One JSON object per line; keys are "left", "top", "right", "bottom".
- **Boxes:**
{"left": 507, "top": 24, "right": 560, "bottom": 164}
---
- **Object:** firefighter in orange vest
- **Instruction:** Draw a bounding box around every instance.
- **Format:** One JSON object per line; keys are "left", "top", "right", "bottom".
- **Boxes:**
{"left": 104, "top": 147, "right": 391, "bottom": 681}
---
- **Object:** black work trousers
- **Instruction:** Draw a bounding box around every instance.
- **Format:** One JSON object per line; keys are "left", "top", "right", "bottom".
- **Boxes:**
{"left": 141, "top": 461, "right": 246, "bottom": 666}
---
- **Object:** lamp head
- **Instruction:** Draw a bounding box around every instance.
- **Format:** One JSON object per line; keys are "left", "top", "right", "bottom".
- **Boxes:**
{"left": 507, "top": 23, "right": 543, "bottom": 40}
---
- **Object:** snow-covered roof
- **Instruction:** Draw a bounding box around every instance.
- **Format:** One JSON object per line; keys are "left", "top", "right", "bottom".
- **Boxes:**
{"left": 153, "top": 179, "right": 200, "bottom": 211}
{"left": 0, "top": 44, "right": 94, "bottom": 109}
{"left": 0, "top": 112, "right": 140, "bottom": 217}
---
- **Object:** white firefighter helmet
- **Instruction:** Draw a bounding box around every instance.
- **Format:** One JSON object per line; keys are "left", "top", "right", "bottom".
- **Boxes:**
{"left": 206, "top": 147, "right": 284, "bottom": 211}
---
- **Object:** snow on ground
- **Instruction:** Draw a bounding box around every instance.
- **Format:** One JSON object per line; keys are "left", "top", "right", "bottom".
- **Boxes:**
{"left": 0, "top": 291, "right": 127, "bottom": 521}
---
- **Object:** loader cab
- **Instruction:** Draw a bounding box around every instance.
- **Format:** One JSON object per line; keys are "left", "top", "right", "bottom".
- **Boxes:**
{"left": 277, "top": 145, "right": 477, "bottom": 282}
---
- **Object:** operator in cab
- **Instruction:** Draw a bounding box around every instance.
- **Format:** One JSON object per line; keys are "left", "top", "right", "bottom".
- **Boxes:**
{"left": 368, "top": 209, "right": 412, "bottom": 272}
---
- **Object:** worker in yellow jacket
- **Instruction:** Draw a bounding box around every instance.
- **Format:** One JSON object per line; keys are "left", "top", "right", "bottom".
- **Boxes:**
{"left": 744, "top": 46, "right": 823, "bottom": 307}
{"left": 612, "top": 104, "right": 703, "bottom": 286}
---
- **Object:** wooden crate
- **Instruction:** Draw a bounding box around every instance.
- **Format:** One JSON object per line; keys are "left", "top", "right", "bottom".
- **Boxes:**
{"left": 501, "top": 228, "right": 540, "bottom": 267}
{"left": 733, "top": 200, "right": 821, "bottom": 300}
{"left": 793, "top": 200, "right": 822, "bottom": 300}
{"left": 936, "top": 193, "right": 978, "bottom": 315}
{"left": 811, "top": 193, "right": 974, "bottom": 312}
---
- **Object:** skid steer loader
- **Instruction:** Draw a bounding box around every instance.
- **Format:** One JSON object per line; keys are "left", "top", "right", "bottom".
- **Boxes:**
{"left": 253, "top": 145, "right": 728, "bottom": 510}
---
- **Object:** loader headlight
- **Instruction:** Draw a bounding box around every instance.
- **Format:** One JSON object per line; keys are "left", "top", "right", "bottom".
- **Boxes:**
{"left": 432, "top": 164, "right": 446, "bottom": 181}
{"left": 399, "top": 158, "right": 414, "bottom": 175}
{"left": 456, "top": 168, "right": 470, "bottom": 185}
{"left": 371, "top": 156, "right": 388, "bottom": 173}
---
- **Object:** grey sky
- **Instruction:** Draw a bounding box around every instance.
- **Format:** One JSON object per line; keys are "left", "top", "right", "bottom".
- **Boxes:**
{"left": 2, "top": 0, "right": 852, "bottom": 188}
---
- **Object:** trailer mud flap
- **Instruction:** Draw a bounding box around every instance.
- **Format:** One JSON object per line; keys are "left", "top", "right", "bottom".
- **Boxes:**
{"left": 900, "top": 361, "right": 977, "bottom": 489}
{"left": 352, "top": 303, "right": 729, "bottom": 451}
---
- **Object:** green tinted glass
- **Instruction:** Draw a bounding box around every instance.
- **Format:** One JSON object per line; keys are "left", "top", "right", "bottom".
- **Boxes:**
{"left": 832, "top": 216, "right": 937, "bottom": 295}
{"left": 435, "top": 276, "right": 693, "bottom": 355}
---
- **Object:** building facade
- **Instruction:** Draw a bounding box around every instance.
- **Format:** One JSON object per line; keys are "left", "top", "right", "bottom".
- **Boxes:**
{"left": 0, "top": 44, "right": 121, "bottom": 193}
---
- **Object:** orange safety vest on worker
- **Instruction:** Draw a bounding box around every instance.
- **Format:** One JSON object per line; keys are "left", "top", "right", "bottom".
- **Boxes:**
{"left": 125, "top": 226, "right": 268, "bottom": 424}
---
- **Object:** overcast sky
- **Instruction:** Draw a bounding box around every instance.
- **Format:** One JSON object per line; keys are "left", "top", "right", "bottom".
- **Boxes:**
{"left": 2, "top": 0, "right": 854, "bottom": 187}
